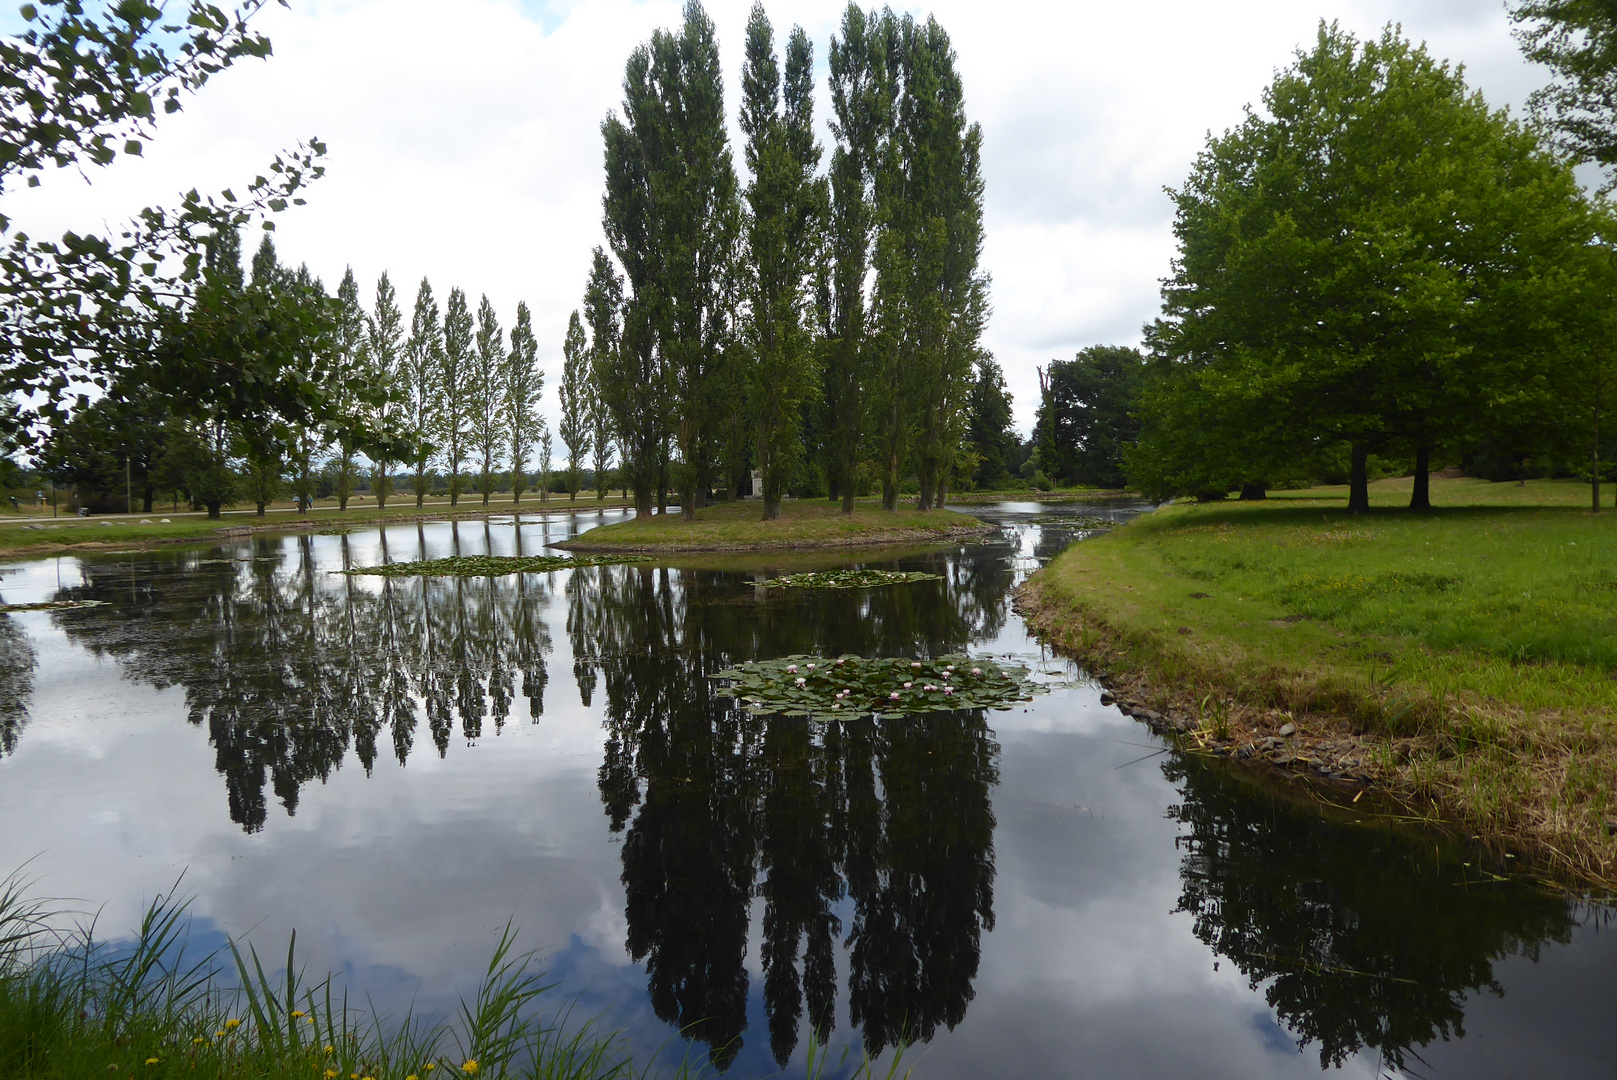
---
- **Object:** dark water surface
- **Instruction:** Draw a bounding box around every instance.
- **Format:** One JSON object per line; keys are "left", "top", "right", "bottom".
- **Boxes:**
{"left": 2, "top": 503, "right": 1615, "bottom": 1078}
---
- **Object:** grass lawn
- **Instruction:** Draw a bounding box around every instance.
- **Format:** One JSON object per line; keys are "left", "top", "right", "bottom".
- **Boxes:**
{"left": 1019, "top": 475, "right": 1617, "bottom": 885}
{"left": 556, "top": 499, "right": 989, "bottom": 551}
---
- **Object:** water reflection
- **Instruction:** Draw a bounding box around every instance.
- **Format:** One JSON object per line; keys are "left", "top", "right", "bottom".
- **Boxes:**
{"left": 46, "top": 525, "right": 555, "bottom": 831}
{"left": 0, "top": 613, "right": 33, "bottom": 757}
{"left": 574, "top": 561, "right": 1001, "bottom": 1068}
{"left": 1165, "top": 757, "right": 1577, "bottom": 1073}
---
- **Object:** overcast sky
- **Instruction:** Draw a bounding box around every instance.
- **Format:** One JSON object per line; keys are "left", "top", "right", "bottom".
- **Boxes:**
{"left": 4, "top": 0, "right": 1556, "bottom": 436}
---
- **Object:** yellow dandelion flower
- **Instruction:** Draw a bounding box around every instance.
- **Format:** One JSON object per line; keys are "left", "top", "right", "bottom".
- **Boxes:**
{"left": 224, "top": 1018, "right": 241, "bottom": 1030}
{"left": 307, "top": 1015, "right": 316, "bottom": 1025}
{"left": 461, "top": 1061, "right": 478, "bottom": 1075}
{"left": 146, "top": 1059, "right": 160, "bottom": 1066}
{"left": 215, "top": 1031, "right": 226, "bottom": 1038}
{"left": 324, "top": 1046, "right": 335, "bottom": 1055}
{"left": 407, "top": 1075, "right": 419, "bottom": 1080}
{"left": 192, "top": 1037, "right": 206, "bottom": 1045}
{"left": 425, "top": 1065, "right": 436, "bottom": 1072}
{"left": 291, "top": 1010, "right": 306, "bottom": 1019}
{"left": 325, "top": 1071, "right": 338, "bottom": 1079}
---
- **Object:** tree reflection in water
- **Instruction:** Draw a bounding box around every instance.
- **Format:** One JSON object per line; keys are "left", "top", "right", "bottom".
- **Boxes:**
{"left": 1164, "top": 757, "right": 1578, "bottom": 1073}
{"left": 575, "top": 560, "right": 1001, "bottom": 1069}
{"left": 0, "top": 613, "right": 34, "bottom": 757}
{"left": 47, "top": 525, "right": 553, "bottom": 832}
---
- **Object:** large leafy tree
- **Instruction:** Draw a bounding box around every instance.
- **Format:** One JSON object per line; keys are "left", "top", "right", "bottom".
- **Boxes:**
{"left": 504, "top": 300, "right": 542, "bottom": 504}
{"left": 585, "top": 244, "right": 661, "bottom": 513}
{"left": 469, "top": 294, "right": 508, "bottom": 506}
{"left": 1139, "top": 24, "right": 1592, "bottom": 512}
{"left": 437, "top": 287, "right": 474, "bottom": 506}
{"left": 330, "top": 268, "right": 367, "bottom": 511}
{"left": 821, "top": 4, "right": 895, "bottom": 514}
{"left": 403, "top": 278, "right": 442, "bottom": 507}
{"left": 1034, "top": 346, "right": 1143, "bottom": 490}
{"left": 739, "top": 5, "right": 825, "bottom": 520}
{"left": 965, "top": 355, "right": 1016, "bottom": 489}
{"left": 2, "top": 1, "right": 329, "bottom": 446}
{"left": 559, "top": 311, "right": 592, "bottom": 500}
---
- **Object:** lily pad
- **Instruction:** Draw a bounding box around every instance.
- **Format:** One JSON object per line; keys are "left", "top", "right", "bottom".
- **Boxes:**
{"left": 343, "top": 553, "right": 653, "bottom": 577}
{"left": 763, "top": 569, "right": 942, "bottom": 589}
{"left": 710, "top": 653, "right": 1044, "bottom": 717}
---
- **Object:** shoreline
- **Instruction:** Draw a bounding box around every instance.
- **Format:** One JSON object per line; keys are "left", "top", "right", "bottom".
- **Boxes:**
{"left": 1014, "top": 573, "right": 1610, "bottom": 892}
{"left": 0, "top": 502, "right": 635, "bottom": 560}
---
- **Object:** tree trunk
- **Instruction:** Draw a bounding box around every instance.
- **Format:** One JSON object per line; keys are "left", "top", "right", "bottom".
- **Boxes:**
{"left": 1238, "top": 482, "right": 1266, "bottom": 501}
{"left": 256, "top": 502, "right": 266, "bottom": 517}
{"left": 917, "top": 457, "right": 934, "bottom": 511}
{"left": 1593, "top": 401, "right": 1602, "bottom": 514}
{"left": 635, "top": 484, "right": 653, "bottom": 517}
{"left": 206, "top": 502, "right": 222, "bottom": 520}
{"left": 842, "top": 489, "right": 855, "bottom": 515}
{"left": 142, "top": 486, "right": 154, "bottom": 513}
{"left": 416, "top": 467, "right": 426, "bottom": 509}
{"left": 1409, "top": 444, "right": 1431, "bottom": 511}
{"left": 1348, "top": 443, "right": 1371, "bottom": 514}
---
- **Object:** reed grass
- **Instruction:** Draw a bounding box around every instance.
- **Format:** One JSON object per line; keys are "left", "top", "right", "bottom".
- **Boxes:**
{"left": 0, "top": 873, "right": 911, "bottom": 1080}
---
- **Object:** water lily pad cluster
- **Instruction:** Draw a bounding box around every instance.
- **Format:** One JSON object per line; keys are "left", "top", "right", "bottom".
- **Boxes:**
{"left": 763, "top": 569, "right": 942, "bottom": 589}
{"left": 711, "top": 653, "right": 1043, "bottom": 716}
{"left": 344, "top": 553, "right": 653, "bottom": 577}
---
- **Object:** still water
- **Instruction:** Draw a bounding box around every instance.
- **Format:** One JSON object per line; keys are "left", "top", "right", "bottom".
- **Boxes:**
{"left": 1, "top": 504, "right": 1615, "bottom": 1078}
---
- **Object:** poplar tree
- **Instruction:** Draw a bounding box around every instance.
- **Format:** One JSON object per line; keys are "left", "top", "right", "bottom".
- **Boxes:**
{"left": 538, "top": 420, "right": 554, "bottom": 503}
{"left": 469, "top": 294, "right": 509, "bottom": 506}
{"left": 823, "top": 4, "right": 894, "bottom": 513}
{"left": 241, "top": 235, "right": 291, "bottom": 515}
{"left": 289, "top": 263, "right": 328, "bottom": 513}
{"left": 602, "top": 0, "right": 739, "bottom": 518}
{"left": 437, "top": 287, "right": 474, "bottom": 506}
{"left": 504, "top": 301, "right": 543, "bottom": 505}
{"left": 404, "top": 278, "right": 443, "bottom": 507}
{"left": 366, "top": 271, "right": 406, "bottom": 509}
{"left": 333, "top": 267, "right": 368, "bottom": 512}
{"left": 740, "top": 5, "right": 825, "bottom": 520}
{"left": 584, "top": 244, "right": 661, "bottom": 513}
{"left": 559, "top": 311, "right": 592, "bottom": 500}
{"left": 872, "top": 15, "right": 986, "bottom": 511}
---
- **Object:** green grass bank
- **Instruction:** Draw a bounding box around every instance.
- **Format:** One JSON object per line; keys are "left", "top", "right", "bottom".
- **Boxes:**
{"left": 555, "top": 501, "right": 991, "bottom": 552}
{"left": 1017, "top": 476, "right": 1617, "bottom": 887}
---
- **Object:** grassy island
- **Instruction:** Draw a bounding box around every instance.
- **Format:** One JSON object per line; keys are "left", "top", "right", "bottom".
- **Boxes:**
{"left": 554, "top": 500, "right": 992, "bottom": 552}
{"left": 1018, "top": 476, "right": 1617, "bottom": 886}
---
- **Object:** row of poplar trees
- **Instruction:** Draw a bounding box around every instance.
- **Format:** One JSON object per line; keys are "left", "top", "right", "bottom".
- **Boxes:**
{"left": 238, "top": 232, "right": 551, "bottom": 514}
{"left": 568, "top": 1, "right": 988, "bottom": 520}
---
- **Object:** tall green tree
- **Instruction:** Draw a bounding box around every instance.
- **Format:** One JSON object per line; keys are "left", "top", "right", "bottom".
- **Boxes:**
{"left": 287, "top": 263, "right": 328, "bottom": 514}
{"left": 504, "top": 301, "right": 542, "bottom": 505}
{"left": 965, "top": 355, "right": 1016, "bottom": 488}
{"left": 1138, "top": 24, "right": 1592, "bottom": 512}
{"left": 469, "top": 295, "right": 509, "bottom": 506}
{"left": 332, "top": 268, "right": 368, "bottom": 511}
{"left": 437, "top": 287, "right": 474, "bottom": 506}
{"left": 584, "top": 244, "right": 661, "bottom": 513}
{"left": 871, "top": 14, "right": 987, "bottom": 511}
{"left": 602, "top": 0, "right": 740, "bottom": 519}
{"left": 822, "top": 4, "right": 895, "bottom": 513}
{"left": 404, "top": 278, "right": 443, "bottom": 508}
{"left": 739, "top": 5, "right": 826, "bottom": 520}
{"left": 537, "top": 419, "right": 554, "bottom": 504}
{"left": 366, "top": 271, "right": 406, "bottom": 509}
{"left": 559, "top": 311, "right": 592, "bottom": 500}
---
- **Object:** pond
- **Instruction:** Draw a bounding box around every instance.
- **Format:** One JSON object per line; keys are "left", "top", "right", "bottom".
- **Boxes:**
{"left": 1, "top": 503, "right": 1614, "bottom": 1078}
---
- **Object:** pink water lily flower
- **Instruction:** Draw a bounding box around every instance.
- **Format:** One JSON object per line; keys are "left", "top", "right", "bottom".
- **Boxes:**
{"left": 903, "top": 682, "right": 913, "bottom": 689}
{"left": 806, "top": 663, "right": 816, "bottom": 670}
{"left": 923, "top": 684, "right": 937, "bottom": 692}
{"left": 889, "top": 692, "right": 900, "bottom": 700}
{"left": 971, "top": 668, "right": 982, "bottom": 676}
{"left": 944, "top": 687, "right": 955, "bottom": 696}
{"left": 795, "top": 677, "right": 806, "bottom": 686}
{"left": 786, "top": 665, "right": 798, "bottom": 674}
{"left": 910, "top": 661, "right": 922, "bottom": 669}
{"left": 836, "top": 658, "right": 846, "bottom": 666}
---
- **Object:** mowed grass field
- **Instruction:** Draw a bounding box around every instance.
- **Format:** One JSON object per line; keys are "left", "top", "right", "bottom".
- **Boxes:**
{"left": 1021, "top": 476, "right": 1617, "bottom": 884}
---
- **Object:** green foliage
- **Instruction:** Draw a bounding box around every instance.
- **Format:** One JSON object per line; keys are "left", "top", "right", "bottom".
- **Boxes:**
{"left": 1, "top": 1, "right": 327, "bottom": 445}
{"left": 1035, "top": 346, "right": 1142, "bottom": 489}
{"left": 763, "top": 569, "right": 942, "bottom": 588}
{"left": 558, "top": 311, "right": 591, "bottom": 499}
{"left": 404, "top": 278, "right": 444, "bottom": 506}
{"left": 344, "top": 553, "right": 653, "bottom": 577}
{"left": 965, "top": 356, "right": 1016, "bottom": 488}
{"left": 711, "top": 653, "right": 1041, "bottom": 716}
{"left": 1138, "top": 23, "right": 1593, "bottom": 511}
{"left": 365, "top": 271, "right": 407, "bottom": 507}
{"left": 438, "top": 287, "right": 475, "bottom": 506}
{"left": 1512, "top": 0, "right": 1617, "bottom": 184}
{"left": 504, "top": 301, "right": 542, "bottom": 503}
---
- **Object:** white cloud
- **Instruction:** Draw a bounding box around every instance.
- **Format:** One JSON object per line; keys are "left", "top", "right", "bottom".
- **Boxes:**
{"left": 4, "top": 0, "right": 1552, "bottom": 435}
